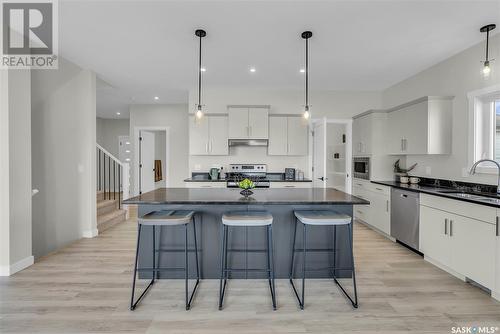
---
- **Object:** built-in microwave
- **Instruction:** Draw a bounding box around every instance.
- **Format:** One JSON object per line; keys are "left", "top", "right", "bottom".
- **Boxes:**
{"left": 353, "top": 157, "right": 370, "bottom": 180}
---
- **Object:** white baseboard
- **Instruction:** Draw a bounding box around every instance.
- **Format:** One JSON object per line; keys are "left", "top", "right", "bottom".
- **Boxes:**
{"left": 82, "top": 228, "right": 98, "bottom": 238}
{"left": 492, "top": 291, "right": 500, "bottom": 302}
{"left": 0, "top": 255, "right": 34, "bottom": 276}
{"left": 424, "top": 256, "right": 466, "bottom": 281}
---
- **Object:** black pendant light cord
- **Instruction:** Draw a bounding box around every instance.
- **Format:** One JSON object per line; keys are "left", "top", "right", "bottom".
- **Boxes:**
{"left": 480, "top": 24, "right": 496, "bottom": 63}
{"left": 195, "top": 29, "right": 206, "bottom": 109}
{"left": 486, "top": 29, "right": 490, "bottom": 62}
{"left": 302, "top": 31, "right": 312, "bottom": 110}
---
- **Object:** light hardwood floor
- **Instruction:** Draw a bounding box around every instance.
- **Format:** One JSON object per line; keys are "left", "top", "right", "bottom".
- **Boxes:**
{"left": 1, "top": 210, "right": 500, "bottom": 334}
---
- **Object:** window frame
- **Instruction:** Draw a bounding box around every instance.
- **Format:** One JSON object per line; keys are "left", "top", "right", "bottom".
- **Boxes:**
{"left": 468, "top": 84, "right": 500, "bottom": 174}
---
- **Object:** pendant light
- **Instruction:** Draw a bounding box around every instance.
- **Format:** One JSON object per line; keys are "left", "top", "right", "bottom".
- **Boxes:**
{"left": 195, "top": 29, "right": 206, "bottom": 119}
{"left": 301, "top": 31, "right": 312, "bottom": 119}
{"left": 480, "top": 24, "right": 496, "bottom": 78}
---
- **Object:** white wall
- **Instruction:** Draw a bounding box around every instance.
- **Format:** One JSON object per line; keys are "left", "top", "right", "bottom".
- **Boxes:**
{"left": 188, "top": 88, "right": 381, "bottom": 174}
{"left": 0, "top": 69, "right": 33, "bottom": 276}
{"left": 382, "top": 34, "right": 500, "bottom": 185}
{"left": 96, "top": 118, "right": 129, "bottom": 158}
{"left": 31, "top": 57, "right": 97, "bottom": 259}
{"left": 129, "top": 104, "right": 189, "bottom": 193}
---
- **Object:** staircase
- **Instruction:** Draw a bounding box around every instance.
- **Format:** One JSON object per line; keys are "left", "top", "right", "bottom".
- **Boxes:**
{"left": 96, "top": 143, "right": 130, "bottom": 233}
{"left": 97, "top": 191, "right": 127, "bottom": 233}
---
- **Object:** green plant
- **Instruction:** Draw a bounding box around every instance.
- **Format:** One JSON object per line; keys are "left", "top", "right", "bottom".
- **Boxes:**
{"left": 238, "top": 178, "right": 255, "bottom": 190}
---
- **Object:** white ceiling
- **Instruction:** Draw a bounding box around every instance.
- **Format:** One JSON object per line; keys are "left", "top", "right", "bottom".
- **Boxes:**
{"left": 58, "top": 1, "right": 500, "bottom": 118}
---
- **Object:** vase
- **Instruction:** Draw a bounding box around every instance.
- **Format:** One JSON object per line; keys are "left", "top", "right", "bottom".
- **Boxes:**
{"left": 239, "top": 189, "right": 254, "bottom": 197}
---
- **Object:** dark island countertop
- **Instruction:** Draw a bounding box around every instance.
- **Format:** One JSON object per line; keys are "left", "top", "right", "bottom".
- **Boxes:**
{"left": 371, "top": 180, "right": 500, "bottom": 208}
{"left": 124, "top": 188, "right": 369, "bottom": 205}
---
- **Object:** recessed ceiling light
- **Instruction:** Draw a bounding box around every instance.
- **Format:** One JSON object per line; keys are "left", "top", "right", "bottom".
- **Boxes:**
{"left": 125, "top": 150, "right": 130, "bottom": 153}
{"left": 300, "top": 69, "right": 305, "bottom": 73}
{"left": 125, "top": 158, "right": 130, "bottom": 162}
{"left": 249, "top": 67, "right": 256, "bottom": 73}
{"left": 125, "top": 141, "right": 130, "bottom": 145}
{"left": 201, "top": 67, "right": 206, "bottom": 72}
{"left": 154, "top": 96, "right": 159, "bottom": 100}
{"left": 116, "top": 112, "right": 121, "bottom": 115}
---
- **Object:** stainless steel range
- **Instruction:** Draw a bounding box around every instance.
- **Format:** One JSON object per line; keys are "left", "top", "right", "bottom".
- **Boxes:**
{"left": 226, "top": 164, "right": 270, "bottom": 188}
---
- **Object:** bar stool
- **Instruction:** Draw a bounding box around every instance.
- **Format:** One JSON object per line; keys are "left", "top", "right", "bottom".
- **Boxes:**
{"left": 130, "top": 210, "right": 200, "bottom": 311}
{"left": 219, "top": 211, "right": 277, "bottom": 310}
{"left": 289, "top": 210, "right": 358, "bottom": 309}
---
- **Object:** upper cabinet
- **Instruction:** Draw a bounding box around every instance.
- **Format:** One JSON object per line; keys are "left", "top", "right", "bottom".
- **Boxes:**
{"left": 189, "top": 115, "right": 229, "bottom": 155}
{"left": 228, "top": 106, "right": 269, "bottom": 139}
{"left": 268, "top": 115, "right": 308, "bottom": 156}
{"left": 352, "top": 112, "right": 387, "bottom": 156}
{"left": 386, "top": 96, "right": 453, "bottom": 155}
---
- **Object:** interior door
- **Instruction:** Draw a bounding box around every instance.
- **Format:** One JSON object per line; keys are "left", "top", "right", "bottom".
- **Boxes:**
{"left": 325, "top": 123, "right": 348, "bottom": 191}
{"left": 139, "top": 130, "right": 155, "bottom": 194}
{"left": 313, "top": 119, "right": 326, "bottom": 188}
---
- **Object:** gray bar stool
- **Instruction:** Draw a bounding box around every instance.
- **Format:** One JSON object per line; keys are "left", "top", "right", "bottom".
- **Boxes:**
{"left": 219, "top": 211, "right": 277, "bottom": 310}
{"left": 290, "top": 210, "right": 358, "bottom": 309}
{"left": 130, "top": 210, "right": 200, "bottom": 311}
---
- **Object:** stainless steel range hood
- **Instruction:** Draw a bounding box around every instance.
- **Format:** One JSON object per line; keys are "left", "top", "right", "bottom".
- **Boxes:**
{"left": 228, "top": 139, "right": 268, "bottom": 147}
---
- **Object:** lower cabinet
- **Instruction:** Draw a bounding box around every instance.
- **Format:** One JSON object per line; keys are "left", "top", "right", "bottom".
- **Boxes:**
{"left": 420, "top": 195, "right": 496, "bottom": 290}
{"left": 352, "top": 180, "right": 390, "bottom": 235}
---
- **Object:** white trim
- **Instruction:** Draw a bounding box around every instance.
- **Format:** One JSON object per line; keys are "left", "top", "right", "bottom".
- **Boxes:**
{"left": 82, "top": 228, "right": 98, "bottom": 238}
{"left": 0, "top": 255, "right": 34, "bottom": 276}
{"left": 96, "top": 143, "right": 123, "bottom": 166}
{"left": 424, "top": 255, "right": 466, "bottom": 282}
{"left": 133, "top": 126, "right": 171, "bottom": 196}
{"left": 467, "top": 85, "right": 500, "bottom": 173}
{"left": 492, "top": 291, "right": 500, "bottom": 302}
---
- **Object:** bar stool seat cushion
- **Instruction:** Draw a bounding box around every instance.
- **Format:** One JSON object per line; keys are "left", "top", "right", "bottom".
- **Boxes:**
{"left": 294, "top": 210, "right": 351, "bottom": 226}
{"left": 222, "top": 211, "right": 273, "bottom": 226}
{"left": 138, "top": 210, "right": 194, "bottom": 226}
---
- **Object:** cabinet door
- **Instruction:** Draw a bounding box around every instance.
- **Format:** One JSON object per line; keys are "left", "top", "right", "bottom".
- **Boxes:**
{"left": 370, "top": 192, "right": 390, "bottom": 235}
{"left": 208, "top": 116, "right": 228, "bottom": 155}
{"left": 450, "top": 215, "right": 495, "bottom": 288}
{"left": 268, "top": 116, "right": 287, "bottom": 155}
{"left": 419, "top": 205, "right": 452, "bottom": 267}
{"left": 287, "top": 117, "right": 309, "bottom": 155}
{"left": 228, "top": 107, "right": 249, "bottom": 139}
{"left": 400, "top": 102, "right": 428, "bottom": 154}
{"left": 248, "top": 108, "right": 269, "bottom": 139}
{"left": 352, "top": 118, "right": 362, "bottom": 156}
{"left": 387, "top": 110, "right": 405, "bottom": 154}
{"left": 189, "top": 115, "right": 209, "bottom": 155}
{"left": 352, "top": 186, "right": 371, "bottom": 224}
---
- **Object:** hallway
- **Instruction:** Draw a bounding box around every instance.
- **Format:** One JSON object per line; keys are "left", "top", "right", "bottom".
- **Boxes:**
{"left": 1, "top": 213, "right": 500, "bottom": 333}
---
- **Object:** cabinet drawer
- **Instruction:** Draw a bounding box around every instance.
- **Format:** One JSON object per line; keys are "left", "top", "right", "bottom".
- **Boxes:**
{"left": 270, "top": 182, "right": 312, "bottom": 189}
{"left": 421, "top": 193, "right": 496, "bottom": 224}
{"left": 367, "top": 183, "right": 391, "bottom": 196}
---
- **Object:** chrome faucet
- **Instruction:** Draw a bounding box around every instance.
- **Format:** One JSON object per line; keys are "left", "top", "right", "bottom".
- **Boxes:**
{"left": 469, "top": 159, "right": 500, "bottom": 195}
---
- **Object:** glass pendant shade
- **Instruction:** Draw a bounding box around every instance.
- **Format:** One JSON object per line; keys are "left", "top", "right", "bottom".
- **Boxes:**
{"left": 303, "top": 105, "right": 310, "bottom": 120}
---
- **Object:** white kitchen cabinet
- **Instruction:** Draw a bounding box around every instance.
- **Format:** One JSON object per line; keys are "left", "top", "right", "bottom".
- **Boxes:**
{"left": 287, "top": 117, "right": 308, "bottom": 155}
{"left": 268, "top": 116, "right": 308, "bottom": 156}
{"left": 228, "top": 106, "right": 269, "bottom": 139}
{"left": 352, "top": 180, "right": 391, "bottom": 235}
{"left": 189, "top": 115, "right": 229, "bottom": 155}
{"left": 420, "top": 194, "right": 496, "bottom": 290}
{"left": 495, "top": 209, "right": 500, "bottom": 301}
{"left": 352, "top": 112, "right": 387, "bottom": 156}
{"left": 268, "top": 116, "right": 288, "bottom": 155}
{"left": 270, "top": 182, "right": 312, "bottom": 189}
{"left": 387, "top": 96, "right": 453, "bottom": 155}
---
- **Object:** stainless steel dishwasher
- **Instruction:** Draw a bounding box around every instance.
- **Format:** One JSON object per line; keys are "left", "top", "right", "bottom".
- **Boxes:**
{"left": 391, "top": 188, "right": 420, "bottom": 250}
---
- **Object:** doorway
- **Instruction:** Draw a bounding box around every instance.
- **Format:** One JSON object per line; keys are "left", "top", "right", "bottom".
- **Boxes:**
{"left": 134, "top": 127, "right": 169, "bottom": 195}
{"left": 312, "top": 118, "right": 352, "bottom": 192}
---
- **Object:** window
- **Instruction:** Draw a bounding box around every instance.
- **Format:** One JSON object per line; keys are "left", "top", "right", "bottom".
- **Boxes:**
{"left": 469, "top": 86, "right": 500, "bottom": 173}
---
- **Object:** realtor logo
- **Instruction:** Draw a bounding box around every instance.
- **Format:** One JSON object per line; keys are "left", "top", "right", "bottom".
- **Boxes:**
{"left": 1, "top": 0, "right": 58, "bottom": 68}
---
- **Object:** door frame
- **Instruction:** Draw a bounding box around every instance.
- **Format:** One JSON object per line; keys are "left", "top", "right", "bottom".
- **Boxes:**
{"left": 133, "top": 126, "right": 170, "bottom": 196}
{"left": 310, "top": 117, "right": 352, "bottom": 191}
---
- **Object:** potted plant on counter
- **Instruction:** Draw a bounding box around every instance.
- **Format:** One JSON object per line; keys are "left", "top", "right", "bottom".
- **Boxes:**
{"left": 238, "top": 178, "right": 255, "bottom": 197}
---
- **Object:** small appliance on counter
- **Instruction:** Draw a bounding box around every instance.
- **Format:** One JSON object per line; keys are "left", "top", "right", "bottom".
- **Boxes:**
{"left": 285, "top": 168, "right": 296, "bottom": 180}
{"left": 209, "top": 167, "right": 219, "bottom": 180}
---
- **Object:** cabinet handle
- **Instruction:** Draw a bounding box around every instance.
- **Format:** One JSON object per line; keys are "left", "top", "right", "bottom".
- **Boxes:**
{"left": 284, "top": 185, "right": 295, "bottom": 188}
{"left": 288, "top": 143, "right": 291, "bottom": 153}
{"left": 205, "top": 142, "right": 209, "bottom": 153}
{"left": 376, "top": 187, "right": 383, "bottom": 191}
{"left": 449, "top": 220, "right": 453, "bottom": 237}
{"left": 496, "top": 217, "right": 499, "bottom": 237}
{"left": 444, "top": 218, "right": 448, "bottom": 235}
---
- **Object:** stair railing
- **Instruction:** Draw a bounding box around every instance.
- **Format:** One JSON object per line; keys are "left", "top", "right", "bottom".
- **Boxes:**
{"left": 96, "top": 143, "right": 130, "bottom": 208}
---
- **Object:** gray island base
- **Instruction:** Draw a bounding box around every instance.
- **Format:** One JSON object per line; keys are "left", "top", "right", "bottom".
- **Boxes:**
{"left": 124, "top": 188, "right": 369, "bottom": 279}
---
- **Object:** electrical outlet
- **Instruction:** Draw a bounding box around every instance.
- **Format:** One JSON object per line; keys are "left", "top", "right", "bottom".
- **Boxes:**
{"left": 425, "top": 166, "right": 431, "bottom": 175}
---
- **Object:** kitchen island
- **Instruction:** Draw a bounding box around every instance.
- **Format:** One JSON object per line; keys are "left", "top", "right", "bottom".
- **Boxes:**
{"left": 124, "top": 188, "right": 369, "bottom": 279}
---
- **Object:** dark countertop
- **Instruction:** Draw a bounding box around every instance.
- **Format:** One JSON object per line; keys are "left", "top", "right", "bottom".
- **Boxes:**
{"left": 124, "top": 188, "right": 369, "bottom": 205}
{"left": 371, "top": 180, "right": 500, "bottom": 208}
{"left": 184, "top": 176, "right": 312, "bottom": 183}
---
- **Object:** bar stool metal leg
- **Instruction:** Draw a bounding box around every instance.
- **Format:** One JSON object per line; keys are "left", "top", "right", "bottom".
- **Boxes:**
{"left": 332, "top": 223, "right": 358, "bottom": 308}
{"left": 301, "top": 223, "right": 306, "bottom": 309}
{"left": 130, "top": 224, "right": 154, "bottom": 310}
{"left": 290, "top": 220, "right": 306, "bottom": 309}
{"left": 184, "top": 216, "right": 201, "bottom": 310}
{"left": 268, "top": 225, "right": 277, "bottom": 310}
{"left": 289, "top": 217, "right": 298, "bottom": 280}
{"left": 152, "top": 225, "right": 156, "bottom": 282}
{"left": 218, "top": 225, "right": 228, "bottom": 310}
